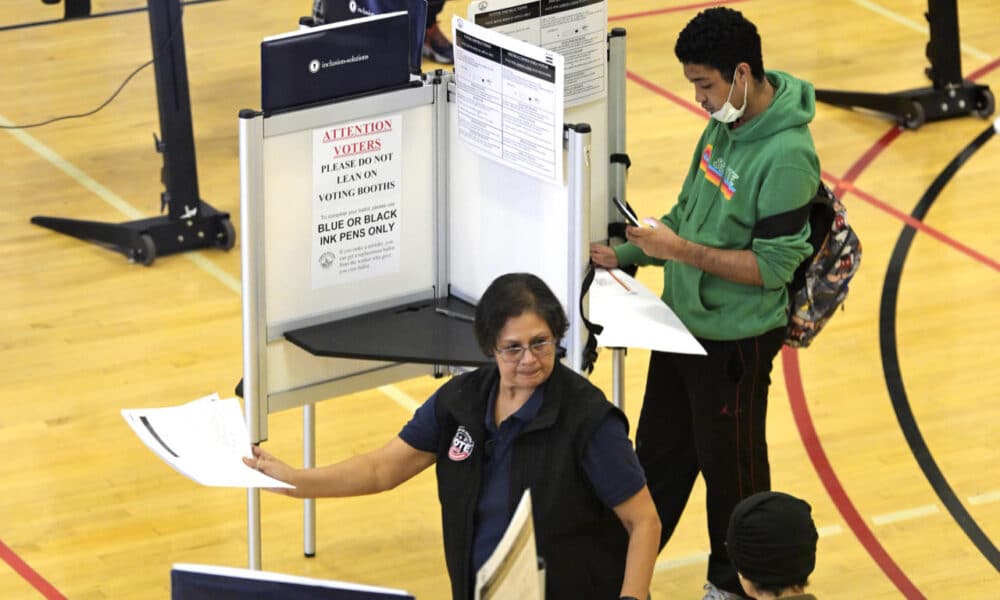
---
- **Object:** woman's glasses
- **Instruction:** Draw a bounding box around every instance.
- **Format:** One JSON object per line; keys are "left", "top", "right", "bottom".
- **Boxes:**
{"left": 494, "top": 339, "right": 556, "bottom": 363}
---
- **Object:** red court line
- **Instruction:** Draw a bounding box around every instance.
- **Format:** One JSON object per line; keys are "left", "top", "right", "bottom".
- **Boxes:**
{"left": 626, "top": 71, "right": 705, "bottom": 119}
{"left": 837, "top": 127, "right": 904, "bottom": 184}
{"left": 789, "top": 58, "right": 999, "bottom": 597}
{"left": 782, "top": 350, "right": 927, "bottom": 599}
{"left": 828, "top": 170, "right": 1000, "bottom": 274}
{"left": 0, "top": 539, "right": 66, "bottom": 600}
{"left": 818, "top": 85, "right": 1000, "bottom": 274}
{"left": 968, "top": 56, "right": 1000, "bottom": 80}
{"left": 609, "top": 0, "right": 745, "bottom": 22}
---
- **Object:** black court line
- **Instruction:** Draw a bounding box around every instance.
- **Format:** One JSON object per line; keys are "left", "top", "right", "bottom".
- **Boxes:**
{"left": 0, "top": 0, "right": 223, "bottom": 33}
{"left": 879, "top": 122, "right": 1000, "bottom": 572}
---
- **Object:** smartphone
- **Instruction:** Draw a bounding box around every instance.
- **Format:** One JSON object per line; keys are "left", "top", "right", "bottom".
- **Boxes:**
{"left": 611, "top": 196, "right": 641, "bottom": 227}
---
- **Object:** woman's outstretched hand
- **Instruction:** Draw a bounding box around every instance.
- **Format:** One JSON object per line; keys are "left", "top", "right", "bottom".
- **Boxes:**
{"left": 243, "top": 444, "right": 298, "bottom": 496}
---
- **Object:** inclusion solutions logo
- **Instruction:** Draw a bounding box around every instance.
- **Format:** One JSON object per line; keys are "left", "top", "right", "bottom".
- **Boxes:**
{"left": 307, "top": 54, "right": 370, "bottom": 74}
{"left": 306, "top": 1, "right": 373, "bottom": 75}
{"left": 349, "top": 1, "right": 375, "bottom": 16}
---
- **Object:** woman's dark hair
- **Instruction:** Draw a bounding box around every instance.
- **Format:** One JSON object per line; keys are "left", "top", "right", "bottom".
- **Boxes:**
{"left": 674, "top": 7, "right": 765, "bottom": 82}
{"left": 474, "top": 273, "right": 568, "bottom": 356}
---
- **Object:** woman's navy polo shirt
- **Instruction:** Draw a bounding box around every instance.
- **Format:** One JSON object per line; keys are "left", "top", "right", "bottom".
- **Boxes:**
{"left": 398, "top": 385, "right": 646, "bottom": 573}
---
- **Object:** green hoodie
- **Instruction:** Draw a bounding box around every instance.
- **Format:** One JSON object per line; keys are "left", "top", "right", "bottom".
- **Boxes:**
{"left": 615, "top": 70, "right": 819, "bottom": 341}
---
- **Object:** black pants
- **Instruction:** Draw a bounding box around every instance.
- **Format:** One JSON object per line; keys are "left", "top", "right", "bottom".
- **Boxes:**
{"left": 426, "top": 0, "right": 445, "bottom": 27}
{"left": 636, "top": 326, "right": 785, "bottom": 595}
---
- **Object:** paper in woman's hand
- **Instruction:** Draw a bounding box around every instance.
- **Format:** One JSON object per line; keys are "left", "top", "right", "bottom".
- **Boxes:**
{"left": 122, "top": 393, "right": 294, "bottom": 488}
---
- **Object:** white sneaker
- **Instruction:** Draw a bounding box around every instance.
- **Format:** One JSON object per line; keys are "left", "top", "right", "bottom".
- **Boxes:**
{"left": 702, "top": 582, "right": 747, "bottom": 600}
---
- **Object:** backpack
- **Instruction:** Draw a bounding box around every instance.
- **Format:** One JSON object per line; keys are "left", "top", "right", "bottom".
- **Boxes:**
{"left": 753, "top": 182, "right": 862, "bottom": 348}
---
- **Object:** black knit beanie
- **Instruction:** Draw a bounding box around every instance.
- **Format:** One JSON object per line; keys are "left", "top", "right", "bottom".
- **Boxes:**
{"left": 726, "top": 491, "right": 818, "bottom": 587}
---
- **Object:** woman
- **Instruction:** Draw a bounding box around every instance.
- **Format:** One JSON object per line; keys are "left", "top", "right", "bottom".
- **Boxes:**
{"left": 245, "top": 273, "right": 660, "bottom": 600}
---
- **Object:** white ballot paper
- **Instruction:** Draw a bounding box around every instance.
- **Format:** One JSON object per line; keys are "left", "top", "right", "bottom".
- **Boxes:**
{"left": 589, "top": 268, "right": 707, "bottom": 355}
{"left": 475, "top": 489, "right": 543, "bottom": 600}
{"left": 452, "top": 16, "right": 564, "bottom": 184}
{"left": 121, "top": 393, "right": 293, "bottom": 489}
{"left": 468, "top": 0, "right": 607, "bottom": 107}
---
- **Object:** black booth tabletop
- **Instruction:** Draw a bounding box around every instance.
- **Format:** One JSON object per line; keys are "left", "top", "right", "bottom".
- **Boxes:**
{"left": 284, "top": 296, "right": 491, "bottom": 368}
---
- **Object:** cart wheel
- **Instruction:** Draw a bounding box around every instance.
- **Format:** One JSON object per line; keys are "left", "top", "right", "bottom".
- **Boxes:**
{"left": 901, "top": 101, "right": 926, "bottom": 130}
{"left": 132, "top": 233, "right": 156, "bottom": 266}
{"left": 973, "top": 89, "right": 995, "bottom": 119}
{"left": 217, "top": 218, "right": 236, "bottom": 250}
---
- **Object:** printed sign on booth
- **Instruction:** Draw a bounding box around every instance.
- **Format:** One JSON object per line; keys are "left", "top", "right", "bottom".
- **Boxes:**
{"left": 311, "top": 115, "right": 403, "bottom": 289}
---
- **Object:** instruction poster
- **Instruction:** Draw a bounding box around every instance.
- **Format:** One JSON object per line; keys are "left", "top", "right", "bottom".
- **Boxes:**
{"left": 469, "top": 0, "right": 607, "bottom": 107}
{"left": 311, "top": 115, "right": 402, "bottom": 289}
{"left": 453, "top": 16, "right": 564, "bottom": 183}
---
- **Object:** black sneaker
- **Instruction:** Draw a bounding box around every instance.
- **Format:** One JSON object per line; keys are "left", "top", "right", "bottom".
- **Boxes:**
{"left": 423, "top": 22, "right": 454, "bottom": 64}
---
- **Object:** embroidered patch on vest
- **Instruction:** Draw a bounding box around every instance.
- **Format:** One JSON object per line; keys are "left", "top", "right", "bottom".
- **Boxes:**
{"left": 448, "top": 426, "right": 474, "bottom": 461}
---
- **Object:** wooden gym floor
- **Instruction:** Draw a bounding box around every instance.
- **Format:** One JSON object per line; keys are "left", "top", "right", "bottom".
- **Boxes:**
{"left": 0, "top": 1, "right": 997, "bottom": 598}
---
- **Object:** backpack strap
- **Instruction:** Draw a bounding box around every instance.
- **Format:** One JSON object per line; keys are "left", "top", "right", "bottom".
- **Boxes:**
{"left": 752, "top": 199, "right": 812, "bottom": 239}
{"left": 751, "top": 182, "right": 831, "bottom": 240}
{"left": 578, "top": 263, "right": 603, "bottom": 374}
{"left": 752, "top": 182, "right": 834, "bottom": 293}
{"left": 751, "top": 203, "right": 810, "bottom": 239}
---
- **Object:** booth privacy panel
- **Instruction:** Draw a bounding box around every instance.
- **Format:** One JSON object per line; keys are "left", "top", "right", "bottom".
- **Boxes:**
{"left": 261, "top": 103, "right": 437, "bottom": 334}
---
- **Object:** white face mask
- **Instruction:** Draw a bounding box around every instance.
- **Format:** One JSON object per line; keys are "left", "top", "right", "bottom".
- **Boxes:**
{"left": 711, "top": 68, "right": 748, "bottom": 123}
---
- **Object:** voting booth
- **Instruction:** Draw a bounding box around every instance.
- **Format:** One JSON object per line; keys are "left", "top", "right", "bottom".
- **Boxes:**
{"left": 238, "top": 5, "right": 629, "bottom": 570}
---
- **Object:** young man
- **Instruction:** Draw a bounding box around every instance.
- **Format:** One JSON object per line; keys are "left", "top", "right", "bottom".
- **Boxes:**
{"left": 727, "top": 491, "right": 820, "bottom": 599}
{"left": 590, "top": 7, "right": 819, "bottom": 599}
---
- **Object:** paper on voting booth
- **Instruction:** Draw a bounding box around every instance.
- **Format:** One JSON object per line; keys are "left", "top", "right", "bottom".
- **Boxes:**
{"left": 121, "top": 393, "right": 293, "bottom": 489}
{"left": 475, "top": 489, "right": 543, "bottom": 600}
{"left": 589, "top": 268, "right": 707, "bottom": 355}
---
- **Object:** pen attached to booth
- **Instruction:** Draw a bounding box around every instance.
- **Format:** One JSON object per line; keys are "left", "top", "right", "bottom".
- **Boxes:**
{"left": 435, "top": 307, "right": 475, "bottom": 322}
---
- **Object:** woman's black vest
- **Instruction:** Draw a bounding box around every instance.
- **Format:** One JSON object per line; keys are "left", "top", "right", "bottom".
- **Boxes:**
{"left": 433, "top": 363, "right": 630, "bottom": 600}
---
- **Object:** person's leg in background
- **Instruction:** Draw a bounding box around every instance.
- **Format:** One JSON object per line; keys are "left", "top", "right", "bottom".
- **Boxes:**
{"left": 423, "top": 0, "right": 454, "bottom": 64}
{"left": 310, "top": 1, "right": 452, "bottom": 65}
